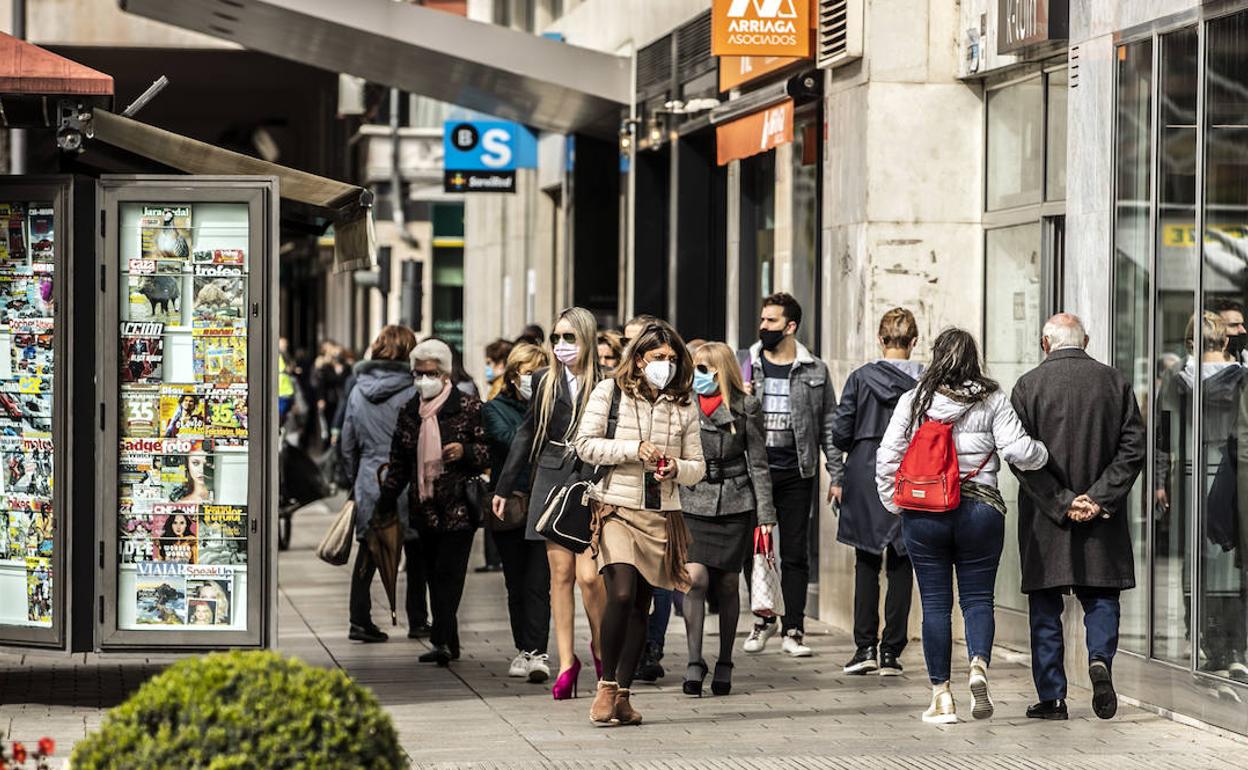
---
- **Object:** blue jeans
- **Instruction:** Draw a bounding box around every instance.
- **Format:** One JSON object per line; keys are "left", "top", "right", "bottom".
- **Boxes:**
{"left": 901, "top": 500, "right": 1004, "bottom": 684}
{"left": 1028, "top": 587, "right": 1120, "bottom": 701}
{"left": 647, "top": 588, "right": 674, "bottom": 650}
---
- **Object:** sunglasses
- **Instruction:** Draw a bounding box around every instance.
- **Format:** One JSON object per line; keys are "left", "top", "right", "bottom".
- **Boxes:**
{"left": 695, "top": 364, "right": 717, "bottom": 375}
{"left": 550, "top": 332, "right": 577, "bottom": 345}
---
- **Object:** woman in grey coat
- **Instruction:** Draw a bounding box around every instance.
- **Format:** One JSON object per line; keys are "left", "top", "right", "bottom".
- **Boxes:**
{"left": 340, "top": 325, "right": 421, "bottom": 643}
{"left": 679, "top": 342, "right": 776, "bottom": 697}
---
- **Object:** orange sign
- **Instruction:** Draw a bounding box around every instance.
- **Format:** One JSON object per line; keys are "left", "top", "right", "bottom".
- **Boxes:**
{"left": 712, "top": 0, "right": 811, "bottom": 58}
{"left": 716, "top": 99, "right": 794, "bottom": 165}
{"left": 719, "top": 55, "right": 801, "bottom": 92}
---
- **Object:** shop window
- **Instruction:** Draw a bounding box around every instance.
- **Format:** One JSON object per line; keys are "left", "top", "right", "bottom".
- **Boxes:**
{"left": 1046, "top": 70, "right": 1068, "bottom": 201}
{"left": 792, "top": 119, "right": 821, "bottom": 354}
{"left": 739, "top": 150, "right": 776, "bottom": 348}
{"left": 987, "top": 76, "right": 1044, "bottom": 211}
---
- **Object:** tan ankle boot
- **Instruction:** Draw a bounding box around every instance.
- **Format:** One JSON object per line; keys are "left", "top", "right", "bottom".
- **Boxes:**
{"left": 590, "top": 680, "right": 619, "bottom": 726}
{"left": 613, "top": 688, "right": 642, "bottom": 726}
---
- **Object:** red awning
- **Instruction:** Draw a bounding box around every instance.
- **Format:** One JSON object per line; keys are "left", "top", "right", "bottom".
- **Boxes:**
{"left": 0, "top": 32, "right": 112, "bottom": 97}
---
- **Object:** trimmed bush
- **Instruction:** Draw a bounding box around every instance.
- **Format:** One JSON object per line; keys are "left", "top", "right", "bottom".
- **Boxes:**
{"left": 71, "top": 650, "right": 405, "bottom": 770}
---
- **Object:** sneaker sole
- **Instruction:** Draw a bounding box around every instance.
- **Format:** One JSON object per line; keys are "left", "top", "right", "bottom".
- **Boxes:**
{"left": 844, "top": 662, "right": 878, "bottom": 674}
{"left": 969, "top": 677, "right": 994, "bottom": 719}
{"left": 1090, "top": 666, "right": 1118, "bottom": 720}
{"left": 922, "top": 713, "right": 958, "bottom": 725}
{"left": 743, "top": 642, "right": 766, "bottom": 654}
{"left": 508, "top": 671, "right": 528, "bottom": 678}
{"left": 879, "top": 667, "right": 903, "bottom": 677}
{"left": 786, "top": 648, "right": 813, "bottom": 658}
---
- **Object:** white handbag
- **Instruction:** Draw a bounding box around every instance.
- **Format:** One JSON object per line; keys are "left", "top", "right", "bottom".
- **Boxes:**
{"left": 316, "top": 499, "right": 355, "bottom": 566}
{"left": 749, "top": 528, "right": 785, "bottom": 618}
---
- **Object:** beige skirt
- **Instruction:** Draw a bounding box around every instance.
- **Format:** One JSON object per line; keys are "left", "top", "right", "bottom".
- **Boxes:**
{"left": 591, "top": 503, "right": 691, "bottom": 592}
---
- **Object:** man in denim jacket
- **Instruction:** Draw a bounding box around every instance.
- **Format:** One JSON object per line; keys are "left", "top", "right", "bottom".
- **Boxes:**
{"left": 742, "top": 293, "right": 844, "bottom": 658}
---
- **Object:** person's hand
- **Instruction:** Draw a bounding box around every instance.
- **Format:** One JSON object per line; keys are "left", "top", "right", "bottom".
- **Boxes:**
{"left": 655, "top": 456, "right": 677, "bottom": 481}
{"left": 638, "top": 441, "right": 661, "bottom": 465}
{"left": 442, "top": 442, "right": 464, "bottom": 462}
{"left": 758, "top": 523, "right": 774, "bottom": 535}
{"left": 491, "top": 495, "right": 507, "bottom": 520}
{"left": 828, "top": 485, "right": 843, "bottom": 505}
{"left": 1155, "top": 488, "right": 1170, "bottom": 514}
{"left": 1066, "top": 494, "right": 1101, "bottom": 522}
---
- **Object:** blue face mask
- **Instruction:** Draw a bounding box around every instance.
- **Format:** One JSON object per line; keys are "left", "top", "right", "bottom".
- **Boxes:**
{"left": 693, "top": 370, "right": 719, "bottom": 396}
{"left": 484, "top": 364, "right": 497, "bottom": 383}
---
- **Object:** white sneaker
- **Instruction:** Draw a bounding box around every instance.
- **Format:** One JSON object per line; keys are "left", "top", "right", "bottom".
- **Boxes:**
{"left": 743, "top": 621, "right": 778, "bottom": 653}
{"left": 968, "top": 656, "right": 993, "bottom": 719}
{"left": 508, "top": 651, "right": 529, "bottom": 678}
{"left": 527, "top": 652, "right": 551, "bottom": 683}
{"left": 923, "top": 683, "right": 958, "bottom": 724}
{"left": 781, "top": 629, "right": 813, "bottom": 657}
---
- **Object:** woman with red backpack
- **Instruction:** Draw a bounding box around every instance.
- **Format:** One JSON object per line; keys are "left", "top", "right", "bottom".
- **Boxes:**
{"left": 875, "top": 328, "right": 1048, "bottom": 726}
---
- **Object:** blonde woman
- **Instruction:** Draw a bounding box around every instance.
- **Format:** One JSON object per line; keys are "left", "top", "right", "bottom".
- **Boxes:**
{"left": 576, "top": 321, "right": 706, "bottom": 727}
{"left": 679, "top": 342, "right": 775, "bottom": 697}
{"left": 493, "top": 307, "right": 606, "bottom": 699}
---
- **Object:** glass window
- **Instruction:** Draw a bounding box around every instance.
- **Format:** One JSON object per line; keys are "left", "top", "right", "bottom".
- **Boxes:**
{"left": 1152, "top": 26, "right": 1200, "bottom": 666}
{"left": 792, "top": 119, "right": 820, "bottom": 353}
{"left": 987, "top": 76, "right": 1045, "bottom": 210}
{"left": 739, "top": 150, "right": 776, "bottom": 348}
{"left": 1112, "top": 38, "right": 1154, "bottom": 656}
{"left": 1046, "top": 70, "right": 1069, "bottom": 201}
{"left": 1200, "top": 9, "right": 1248, "bottom": 681}
{"left": 984, "top": 222, "right": 1043, "bottom": 611}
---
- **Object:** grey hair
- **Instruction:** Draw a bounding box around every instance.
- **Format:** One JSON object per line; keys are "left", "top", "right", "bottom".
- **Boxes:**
{"left": 410, "top": 338, "right": 453, "bottom": 375}
{"left": 1043, "top": 313, "right": 1087, "bottom": 350}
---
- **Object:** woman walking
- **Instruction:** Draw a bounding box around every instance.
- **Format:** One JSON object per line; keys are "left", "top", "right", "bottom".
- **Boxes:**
{"left": 377, "top": 339, "right": 491, "bottom": 666}
{"left": 576, "top": 321, "right": 705, "bottom": 726}
{"left": 679, "top": 342, "right": 774, "bottom": 697}
{"left": 483, "top": 342, "right": 552, "bottom": 683}
{"left": 876, "top": 328, "right": 1047, "bottom": 724}
{"left": 493, "top": 307, "right": 607, "bottom": 699}
{"left": 340, "top": 325, "right": 421, "bottom": 643}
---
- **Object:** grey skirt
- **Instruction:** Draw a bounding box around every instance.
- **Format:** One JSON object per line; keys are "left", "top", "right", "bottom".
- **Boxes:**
{"left": 685, "top": 511, "right": 753, "bottom": 572}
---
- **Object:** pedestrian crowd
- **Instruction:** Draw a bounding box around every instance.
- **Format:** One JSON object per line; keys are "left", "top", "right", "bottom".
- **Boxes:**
{"left": 323, "top": 292, "right": 1152, "bottom": 728}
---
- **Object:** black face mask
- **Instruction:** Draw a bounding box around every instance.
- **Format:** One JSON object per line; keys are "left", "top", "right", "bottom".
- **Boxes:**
{"left": 1229, "top": 333, "right": 1247, "bottom": 360}
{"left": 759, "top": 329, "right": 786, "bottom": 352}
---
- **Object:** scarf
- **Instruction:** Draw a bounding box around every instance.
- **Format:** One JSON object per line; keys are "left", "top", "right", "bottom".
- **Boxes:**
{"left": 699, "top": 393, "right": 723, "bottom": 417}
{"left": 416, "top": 382, "right": 453, "bottom": 502}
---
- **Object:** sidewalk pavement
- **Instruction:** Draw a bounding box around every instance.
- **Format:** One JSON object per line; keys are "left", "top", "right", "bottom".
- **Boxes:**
{"left": 2, "top": 497, "right": 1247, "bottom": 769}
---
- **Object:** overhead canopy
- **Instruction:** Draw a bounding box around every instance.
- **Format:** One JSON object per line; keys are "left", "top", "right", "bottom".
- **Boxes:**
{"left": 91, "top": 109, "right": 374, "bottom": 271}
{"left": 0, "top": 31, "right": 113, "bottom": 98}
{"left": 118, "top": 0, "right": 630, "bottom": 138}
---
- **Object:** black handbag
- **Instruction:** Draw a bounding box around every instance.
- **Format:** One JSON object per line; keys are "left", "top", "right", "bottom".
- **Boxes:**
{"left": 464, "top": 474, "right": 490, "bottom": 530}
{"left": 535, "top": 383, "right": 622, "bottom": 552}
{"left": 485, "top": 491, "right": 529, "bottom": 532}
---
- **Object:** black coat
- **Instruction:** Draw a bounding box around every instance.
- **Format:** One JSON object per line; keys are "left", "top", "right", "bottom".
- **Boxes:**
{"left": 831, "top": 360, "right": 919, "bottom": 554}
{"left": 1009, "top": 348, "right": 1146, "bottom": 593}
{"left": 482, "top": 392, "right": 530, "bottom": 494}
{"left": 495, "top": 368, "right": 589, "bottom": 541}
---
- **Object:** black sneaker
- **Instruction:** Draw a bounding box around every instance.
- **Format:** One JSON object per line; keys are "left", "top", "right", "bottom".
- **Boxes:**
{"left": 879, "top": 650, "right": 903, "bottom": 677}
{"left": 635, "top": 642, "right": 665, "bottom": 682}
{"left": 349, "top": 623, "right": 389, "bottom": 643}
{"left": 1089, "top": 661, "right": 1118, "bottom": 720}
{"left": 843, "top": 645, "right": 878, "bottom": 675}
{"left": 407, "top": 622, "right": 432, "bottom": 639}
{"left": 418, "top": 645, "right": 452, "bottom": 667}
{"left": 1026, "top": 699, "right": 1069, "bottom": 720}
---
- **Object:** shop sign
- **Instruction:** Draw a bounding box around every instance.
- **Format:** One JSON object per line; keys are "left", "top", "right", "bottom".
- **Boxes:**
{"left": 715, "top": 98, "right": 793, "bottom": 165}
{"left": 442, "top": 120, "right": 537, "bottom": 193}
{"left": 712, "top": 0, "right": 811, "bottom": 59}
{"left": 719, "top": 54, "right": 799, "bottom": 92}
{"left": 998, "top": 0, "right": 1069, "bottom": 54}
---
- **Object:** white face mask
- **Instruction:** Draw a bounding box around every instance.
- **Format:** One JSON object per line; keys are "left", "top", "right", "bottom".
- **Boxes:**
{"left": 517, "top": 374, "right": 533, "bottom": 401}
{"left": 644, "top": 360, "right": 675, "bottom": 390}
{"left": 415, "top": 375, "right": 444, "bottom": 400}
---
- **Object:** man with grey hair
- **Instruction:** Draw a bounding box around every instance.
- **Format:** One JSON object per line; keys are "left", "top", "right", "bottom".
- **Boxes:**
{"left": 1008, "top": 313, "right": 1145, "bottom": 722}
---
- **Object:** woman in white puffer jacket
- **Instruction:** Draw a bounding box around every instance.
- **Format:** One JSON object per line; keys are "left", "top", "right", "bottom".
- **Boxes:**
{"left": 876, "top": 328, "right": 1047, "bottom": 726}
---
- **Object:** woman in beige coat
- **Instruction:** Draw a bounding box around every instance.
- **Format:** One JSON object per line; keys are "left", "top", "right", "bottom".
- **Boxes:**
{"left": 575, "top": 321, "right": 705, "bottom": 727}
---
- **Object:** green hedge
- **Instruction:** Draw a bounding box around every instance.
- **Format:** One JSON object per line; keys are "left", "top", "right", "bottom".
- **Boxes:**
{"left": 71, "top": 650, "right": 405, "bottom": 770}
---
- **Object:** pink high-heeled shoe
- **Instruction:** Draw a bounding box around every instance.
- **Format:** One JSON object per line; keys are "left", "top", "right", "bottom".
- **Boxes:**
{"left": 552, "top": 656, "right": 581, "bottom": 700}
{"left": 592, "top": 649, "right": 603, "bottom": 680}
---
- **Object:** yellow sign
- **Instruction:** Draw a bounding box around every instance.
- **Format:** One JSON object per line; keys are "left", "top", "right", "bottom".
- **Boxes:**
{"left": 1162, "top": 223, "right": 1248, "bottom": 248}
{"left": 712, "top": 0, "right": 811, "bottom": 58}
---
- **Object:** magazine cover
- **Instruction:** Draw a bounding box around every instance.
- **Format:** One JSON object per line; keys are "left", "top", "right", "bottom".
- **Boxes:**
{"left": 121, "top": 385, "right": 161, "bottom": 439}
{"left": 118, "top": 504, "right": 155, "bottom": 564}
{"left": 192, "top": 249, "right": 245, "bottom": 266}
{"left": 25, "top": 556, "right": 51, "bottom": 624}
{"left": 1, "top": 438, "right": 53, "bottom": 499}
{"left": 27, "top": 206, "right": 53, "bottom": 264}
{"left": 186, "top": 576, "right": 232, "bottom": 625}
{"left": 159, "top": 385, "right": 206, "bottom": 439}
{"left": 23, "top": 500, "right": 53, "bottom": 558}
{"left": 0, "top": 389, "right": 52, "bottom": 439}
{"left": 198, "top": 504, "right": 246, "bottom": 566}
{"left": 161, "top": 451, "right": 214, "bottom": 503}
{"left": 140, "top": 205, "right": 193, "bottom": 262}
{"left": 192, "top": 332, "right": 247, "bottom": 385}
{"left": 150, "top": 502, "right": 198, "bottom": 563}
{"left": 4, "top": 204, "right": 26, "bottom": 264}
{"left": 192, "top": 273, "right": 245, "bottom": 329}
{"left": 134, "top": 575, "right": 187, "bottom": 625}
{"left": 10, "top": 318, "right": 53, "bottom": 382}
{"left": 119, "top": 452, "right": 163, "bottom": 503}
{"left": 204, "top": 386, "right": 248, "bottom": 441}
{"left": 127, "top": 274, "right": 182, "bottom": 325}
{"left": 0, "top": 269, "right": 52, "bottom": 323}
{"left": 5, "top": 508, "right": 27, "bottom": 559}
{"left": 121, "top": 322, "right": 165, "bottom": 384}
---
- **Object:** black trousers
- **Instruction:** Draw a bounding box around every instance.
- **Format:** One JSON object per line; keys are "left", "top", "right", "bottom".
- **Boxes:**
{"left": 350, "top": 538, "right": 428, "bottom": 628}
{"left": 482, "top": 529, "right": 503, "bottom": 567}
{"left": 421, "top": 529, "right": 476, "bottom": 651}
{"left": 494, "top": 527, "right": 551, "bottom": 653}
{"left": 853, "top": 545, "right": 913, "bottom": 654}
{"left": 772, "top": 468, "right": 815, "bottom": 633}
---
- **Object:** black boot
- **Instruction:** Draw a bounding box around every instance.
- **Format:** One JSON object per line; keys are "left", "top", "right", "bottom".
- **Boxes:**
{"left": 419, "top": 645, "right": 452, "bottom": 667}
{"left": 349, "top": 623, "right": 389, "bottom": 643}
{"left": 1089, "top": 661, "right": 1118, "bottom": 720}
{"left": 1026, "top": 699, "right": 1069, "bottom": 720}
{"left": 635, "top": 641, "right": 665, "bottom": 682}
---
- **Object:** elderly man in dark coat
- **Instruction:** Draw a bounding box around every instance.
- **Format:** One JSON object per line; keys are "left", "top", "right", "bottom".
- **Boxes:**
{"left": 1009, "top": 313, "right": 1145, "bottom": 722}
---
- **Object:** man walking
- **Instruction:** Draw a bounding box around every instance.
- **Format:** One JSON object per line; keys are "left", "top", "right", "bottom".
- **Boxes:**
{"left": 743, "top": 293, "right": 843, "bottom": 657}
{"left": 1010, "top": 314, "right": 1145, "bottom": 720}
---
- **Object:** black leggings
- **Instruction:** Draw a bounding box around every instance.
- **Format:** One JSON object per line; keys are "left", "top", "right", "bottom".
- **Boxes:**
{"left": 683, "top": 563, "right": 740, "bottom": 669}
{"left": 599, "top": 564, "right": 653, "bottom": 688}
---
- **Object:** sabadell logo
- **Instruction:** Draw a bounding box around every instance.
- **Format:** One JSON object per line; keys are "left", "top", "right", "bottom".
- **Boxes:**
{"left": 725, "top": 0, "right": 800, "bottom": 47}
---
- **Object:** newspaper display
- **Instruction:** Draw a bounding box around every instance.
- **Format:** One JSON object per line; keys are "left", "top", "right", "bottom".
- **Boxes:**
{"left": 118, "top": 202, "right": 251, "bottom": 630}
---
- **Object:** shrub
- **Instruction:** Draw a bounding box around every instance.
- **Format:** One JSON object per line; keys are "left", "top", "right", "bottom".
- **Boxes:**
{"left": 70, "top": 650, "right": 405, "bottom": 770}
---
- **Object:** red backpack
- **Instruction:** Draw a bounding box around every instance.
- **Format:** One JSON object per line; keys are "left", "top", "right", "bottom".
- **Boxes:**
{"left": 893, "top": 418, "right": 990, "bottom": 513}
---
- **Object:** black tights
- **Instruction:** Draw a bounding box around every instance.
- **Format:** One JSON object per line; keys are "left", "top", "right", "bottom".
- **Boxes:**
{"left": 683, "top": 563, "right": 740, "bottom": 673}
{"left": 599, "top": 564, "right": 653, "bottom": 688}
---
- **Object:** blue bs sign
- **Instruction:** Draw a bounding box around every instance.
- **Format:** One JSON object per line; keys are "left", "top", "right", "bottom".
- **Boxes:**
{"left": 443, "top": 121, "right": 537, "bottom": 193}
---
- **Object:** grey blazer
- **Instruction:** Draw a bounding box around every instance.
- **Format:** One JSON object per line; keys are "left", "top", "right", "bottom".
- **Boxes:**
{"left": 680, "top": 392, "right": 776, "bottom": 525}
